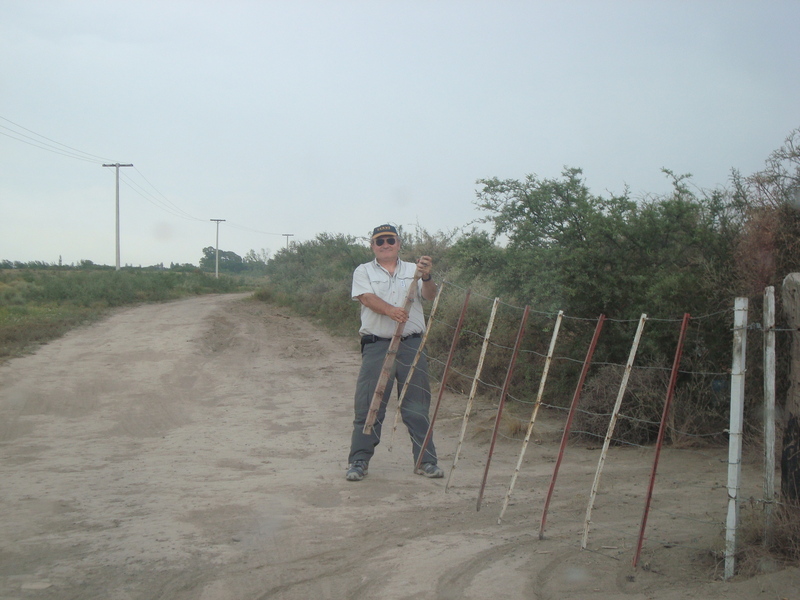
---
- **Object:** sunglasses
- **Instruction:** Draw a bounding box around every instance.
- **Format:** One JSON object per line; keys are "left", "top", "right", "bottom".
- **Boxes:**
{"left": 374, "top": 236, "right": 397, "bottom": 246}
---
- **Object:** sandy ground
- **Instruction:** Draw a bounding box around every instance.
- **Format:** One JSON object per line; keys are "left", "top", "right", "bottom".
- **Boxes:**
{"left": 0, "top": 292, "right": 798, "bottom": 600}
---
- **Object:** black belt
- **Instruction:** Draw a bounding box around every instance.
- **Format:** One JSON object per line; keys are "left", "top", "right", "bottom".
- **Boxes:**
{"left": 361, "top": 332, "right": 421, "bottom": 346}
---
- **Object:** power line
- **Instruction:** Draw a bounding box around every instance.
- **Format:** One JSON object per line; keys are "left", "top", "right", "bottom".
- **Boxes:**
{"left": 0, "top": 115, "right": 113, "bottom": 162}
{"left": 1, "top": 114, "right": 206, "bottom": 224}
{"left": 117, "top": 170, "right": 205, "bottom": 222}
{"left": 1, "top": 114, "right": 296, "bottom": 251}
{"left": 132, "top": 166, "right": 201, "bottom": 221}
{"left": 0, "top": 128, "right": 102, "bottom": 163}
{"left": 225, "top": 221, "right": 286, "bottom": 237}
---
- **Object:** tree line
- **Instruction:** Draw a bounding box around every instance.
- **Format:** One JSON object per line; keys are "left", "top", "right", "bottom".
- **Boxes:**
{"left": 1, "top": 248, "right": 272, "bottom": 275}
{"left": 263, "top": 128, "right": 798, "bottom": 365}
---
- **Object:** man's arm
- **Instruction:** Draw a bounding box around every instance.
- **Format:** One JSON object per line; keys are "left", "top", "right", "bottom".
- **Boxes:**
{"left": 420, "top": 277, "right": 436, "bottom": 301}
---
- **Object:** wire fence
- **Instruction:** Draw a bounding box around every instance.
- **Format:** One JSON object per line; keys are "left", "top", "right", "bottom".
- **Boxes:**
{"left": 382, "top": 280, "right": 788, "bottom": 579}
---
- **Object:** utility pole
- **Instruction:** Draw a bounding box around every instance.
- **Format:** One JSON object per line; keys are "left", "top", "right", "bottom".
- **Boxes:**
{"left": 211, "top": 219, "right": 226, "bottom": 278}
{"left": 102, "top": 163, "right": 134, "bottom": 270}
{"left": 282, "top": 233, "right": 294, "bottom": 249}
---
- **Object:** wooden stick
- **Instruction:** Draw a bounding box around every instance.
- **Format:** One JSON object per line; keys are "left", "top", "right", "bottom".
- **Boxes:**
{"left": 362, "top": 271, "right": 421, "bottom": 435}
{"left": 581, "top": 313, "right": 647, "bottom": 549}
{"left": 388, "top": 282, "right": 445, "bottom": 451}
{"left": 632, "top": 313, "right": 690, "bottom": 568}
{"left": 413, "top": 289, "right": 471, "bottom": 472}
{"left": 498, "top": 310, "right": 563, "bottom": 523}
{"left": 539, "top": 314, "right": 605, "bottom": 540}
{"left": 446, "top": 297, "right": 500, "bottom": 491}
{"left": 476, "top": 305, "right": 530, "bottom": 511}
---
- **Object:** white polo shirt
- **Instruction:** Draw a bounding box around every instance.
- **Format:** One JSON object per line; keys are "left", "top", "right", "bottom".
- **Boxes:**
{"left": 352, "top": 258, "right": 426, "bottom": 338}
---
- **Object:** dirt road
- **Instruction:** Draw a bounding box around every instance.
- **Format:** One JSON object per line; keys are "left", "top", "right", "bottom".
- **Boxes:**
{"left": 0, "top": 293, "right": 797, "bottom": 599}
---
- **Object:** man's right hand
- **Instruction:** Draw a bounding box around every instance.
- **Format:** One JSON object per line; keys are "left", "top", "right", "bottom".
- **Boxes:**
{"left": 357, "top": 293, "right": 408, "bottom": 323}
{"left": 386, "top": 306, "right": 409, "bottom": 323}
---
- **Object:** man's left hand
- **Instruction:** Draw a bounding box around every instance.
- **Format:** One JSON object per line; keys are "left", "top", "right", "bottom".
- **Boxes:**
{"left": 416, "top": 256, "right": 433, "bottom": 278}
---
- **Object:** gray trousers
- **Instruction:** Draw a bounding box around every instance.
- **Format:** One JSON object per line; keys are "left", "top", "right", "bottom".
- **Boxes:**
{"left": 348, "top": 336, "right": 438, "bottom": 466}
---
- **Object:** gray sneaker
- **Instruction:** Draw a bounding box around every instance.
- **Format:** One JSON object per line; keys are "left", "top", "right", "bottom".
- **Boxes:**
{"left": 346, "top": 460, "right": 369, "bottom": 481}
{"left": 416, "top": 462, "right": 444, "bottom": 478}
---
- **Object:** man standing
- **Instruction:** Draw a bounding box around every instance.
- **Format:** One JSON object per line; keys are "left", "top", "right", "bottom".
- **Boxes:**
{"left": 346, "top": 224, "right": 444, "bottom": 481}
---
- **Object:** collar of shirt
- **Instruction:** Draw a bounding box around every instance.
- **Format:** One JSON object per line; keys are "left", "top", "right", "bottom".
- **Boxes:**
{"left": 373, "top": 257, "right": 400, "bottom": 274}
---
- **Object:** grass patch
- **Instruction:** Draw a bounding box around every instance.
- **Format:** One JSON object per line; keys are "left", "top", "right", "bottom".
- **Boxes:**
{"left": 0, "top": 268, "right": 251, "bottom": 362}
{"left": 0, "top": 304, "right": 102, "bottom": 359}
{"left": 734, "top": 501, "right": 800, "bottom": 577}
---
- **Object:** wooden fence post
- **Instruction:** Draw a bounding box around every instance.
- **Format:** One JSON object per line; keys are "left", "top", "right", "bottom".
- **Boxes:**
{"left": 781, "top": 274, "right": 800, "bottom": 507}
{"left": 763, "top": 286, "right": 776, "bottom": 545}
{"left": 725, "top": 297, "right": 748, "bottom": 580}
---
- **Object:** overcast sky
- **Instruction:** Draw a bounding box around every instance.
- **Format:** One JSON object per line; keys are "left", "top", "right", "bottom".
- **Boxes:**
{"left": 1, "top": 0, "right": 798, "bottom": 267}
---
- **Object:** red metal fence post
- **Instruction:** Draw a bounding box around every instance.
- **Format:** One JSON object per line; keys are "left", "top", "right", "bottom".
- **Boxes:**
{"left": 476, "top": 305, "right": 530, "bottom": 511}
{"left": 632, "top": 313, "right": 691, "bottom": 567}
{"left": 538, "top": 314, "right": 606, "bottom": 540}
{"left": 414, "top": 289, "right": 472, "bottom": 472}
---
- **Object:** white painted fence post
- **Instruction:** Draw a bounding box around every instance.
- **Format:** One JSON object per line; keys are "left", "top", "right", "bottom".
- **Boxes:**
{"left": 725, "top": 297, "right": 748, "bottom": 580}
{"left": 763, "top": 287, "right": 776, "bottom": 545}
{"left": 498, "top": 310, "right": 564, "bottom": 523}
{"left": 446, "top": 297, "right": 500, "bottom": 491}
{"left": 582, "top": 314, "right": 647, "bottom": 549}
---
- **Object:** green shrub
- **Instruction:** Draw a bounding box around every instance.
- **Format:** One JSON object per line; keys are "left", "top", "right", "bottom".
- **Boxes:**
{"left": 258, "top": 233, "right": 371, "bottom": 334}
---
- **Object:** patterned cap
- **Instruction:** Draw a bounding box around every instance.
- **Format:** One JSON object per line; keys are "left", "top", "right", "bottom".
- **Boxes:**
{"left": 371, "top": 224, "right": 399, "bottom": 240}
